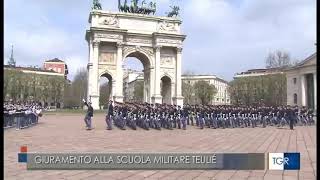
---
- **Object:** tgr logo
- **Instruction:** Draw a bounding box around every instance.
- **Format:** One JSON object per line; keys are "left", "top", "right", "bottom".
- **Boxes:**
{"left": 272, "top": 157, "right": 289, "bottom": 165}
{"left": 269, "top": 153, "right": 285, "bottom": 170}
{"left": 269, "top": 153, "right": 300, "bottom": 170}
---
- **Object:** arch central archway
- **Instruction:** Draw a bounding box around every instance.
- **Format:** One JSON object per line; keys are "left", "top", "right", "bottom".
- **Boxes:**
{"left": 123, "top": 50, "right": 152, "bottom": 103}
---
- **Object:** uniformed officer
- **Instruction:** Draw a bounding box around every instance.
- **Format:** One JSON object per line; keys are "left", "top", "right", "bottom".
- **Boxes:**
{"left": 106, "top": 100, "right": 114, "bottom": 130}
{"left": 83, "top": 99, "right": 93, "bottom": 130}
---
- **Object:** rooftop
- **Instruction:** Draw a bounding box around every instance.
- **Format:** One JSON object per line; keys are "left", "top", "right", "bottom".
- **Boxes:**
{"left": 4, "top": 65, "right": 60, "bottom": 74}
{"left": 45, "top": 58, "right": 65, "bottom": 63}
{"left": 181, "top": 74, "right": 229, "bottom": 84}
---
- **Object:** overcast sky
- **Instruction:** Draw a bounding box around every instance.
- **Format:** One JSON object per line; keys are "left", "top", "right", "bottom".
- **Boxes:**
{"left": 4, "top": 0, "right": 316, "bottom": 81}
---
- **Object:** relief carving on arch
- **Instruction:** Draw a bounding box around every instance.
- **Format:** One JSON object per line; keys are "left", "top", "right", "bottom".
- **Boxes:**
{"left": 99, "top": 52, "right": 115, "bottom": 64}
{"left": 160, "top": 55, "right": 174, "bottom": 67}
{"left": 157, "top": 20, "right": 177, "bottom": 32}
{"left": 157, "top": 38, "right": 182, "bottom": 46}
{"left": 99, "top": 15, "right": 119, "bottom": 27}
{"left": 94, "top": 33, "right": 123, "bottom": 41}
{"left": 126, "top": 37, "right": 152, "bottom": 44}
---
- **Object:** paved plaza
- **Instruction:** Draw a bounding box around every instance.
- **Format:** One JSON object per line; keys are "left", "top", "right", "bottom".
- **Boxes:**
{"left": 4, "top": 113, "right": 317, "bottom": 180}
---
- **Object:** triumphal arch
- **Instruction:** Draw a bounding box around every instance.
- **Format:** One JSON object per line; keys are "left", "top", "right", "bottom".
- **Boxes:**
{"left": 85, "top": 1, "right": 186, "bottom": 109}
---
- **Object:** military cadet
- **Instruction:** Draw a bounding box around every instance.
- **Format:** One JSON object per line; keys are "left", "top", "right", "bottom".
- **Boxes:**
{"left": 83, "top": 99, "right": 93, "bottom": 130}
{"left": 105, "top": 100, "right": 114, "bottom": 130}
{"left": 287, "top": 106, "right": 295, "bottom": 130}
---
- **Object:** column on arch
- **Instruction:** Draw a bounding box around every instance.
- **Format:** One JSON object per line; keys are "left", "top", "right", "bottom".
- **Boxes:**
{"left": 173, "top": 47, "right": 184, "bottom": 106}
{"left": 143, "top": 68, "right": 151, "bottom": 103}
{"left": 114, "top": 42, "right": 124, "bottom": 103}
{"left": 87, "top": 38, "right": 93, "bottom": 100}
{"left": 314, "top": 73, "right": 317, "bottom": 112}
{"left": 111, "top": 80, "right": 116, "bottom": 101}
{"left": 149, "top": 66, "right": 155, "bottom": 103}
{"left": 301, "top": 74, "right": 307, "bottom": 106}
{"left": 90, "top": 40, "right": 100, "bottom": 109}
{"left": 152, "top": 45, "right": 162, "bottom": 104}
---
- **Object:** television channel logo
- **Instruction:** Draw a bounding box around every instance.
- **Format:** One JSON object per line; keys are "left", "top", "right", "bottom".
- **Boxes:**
{"left": 268, "top": 153, "right": 300, "bottom": 170}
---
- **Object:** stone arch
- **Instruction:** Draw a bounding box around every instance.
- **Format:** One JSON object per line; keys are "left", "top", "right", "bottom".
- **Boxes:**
{"left": 86, "top": 10, "right": 186, "bottom": 109}
{"left": 122, "top": 46, "right": 154, "bottom": 67}
{"left": 99, "top": 71, "right": 114, "bottom": 106}
{"left": 161, "top": 75, "right": 172, "bottom": 105}
{"left": 161, "top": 73, "right": 174, "bottom": 82}
{"left": 99, "top": 69, "right": 114, "bottom": 79}
{"left": 122, "top": 48, "right": 153, "bottom": 103}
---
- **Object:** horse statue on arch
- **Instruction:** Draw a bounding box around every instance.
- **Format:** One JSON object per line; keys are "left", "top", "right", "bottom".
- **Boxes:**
{"left": 92, "top": 0, "right": 102, "bottom": 10}
{"left": 167, "top": 6, "right": 179, "bottom": 17}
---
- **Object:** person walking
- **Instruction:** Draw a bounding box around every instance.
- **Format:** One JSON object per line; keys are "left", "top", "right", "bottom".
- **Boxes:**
{"left": 106, "top": 100, "right": 114, "bottom": 130}
{"left": 83, "top": 99, "right": 93, "bottom": 130}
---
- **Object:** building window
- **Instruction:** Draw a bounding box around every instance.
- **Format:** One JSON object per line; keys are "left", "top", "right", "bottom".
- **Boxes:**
{"left": 294, "top": 93, "right": 298, "bottom": 104}
{"left": 222, "top": 99, "right": 224, "bottom": 101}
{"left": 293, "top": 78, "right": 297, "bottom": 84}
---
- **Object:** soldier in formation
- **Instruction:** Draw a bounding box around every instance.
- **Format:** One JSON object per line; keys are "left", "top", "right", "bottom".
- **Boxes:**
{"left": 3, "top": 101, "right": 42, "bottom": 130}
{"left": 83, "top": 99, "right": 94, "bottom": 130}
{"left": 105, "top": 102, "right": 315, "bottom": 131}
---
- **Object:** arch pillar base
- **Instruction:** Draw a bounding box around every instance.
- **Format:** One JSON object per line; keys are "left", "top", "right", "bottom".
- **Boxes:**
{"left": 173, "top": 96, "right": 184, "bottom": 107}
{"left": 152, "top": 95, "right": 162, "bottom": 104}
{"left": 90, "top": 95, "right": 100, "bottom": 110}
{"left": 113, "top": 96, "right": 124, "bottom": 103}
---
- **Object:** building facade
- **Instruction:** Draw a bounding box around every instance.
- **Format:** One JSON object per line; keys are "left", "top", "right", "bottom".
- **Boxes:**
{"left": 286, "top": 53, "right": 317, "bottom": 111}
{"left": 181, "top": 75, "right": 230, "bottom": 105}
{"left": 43, "top": 58, "right": 69, "bottom": 79}
{"left": 123, "top": 69, "right": 144, "bottom": 102}
{"left": 234, "top": 68, "right": 285, "bottom": 79}
{"left": 4, "top": 65, "right": 65, "bottom": 108}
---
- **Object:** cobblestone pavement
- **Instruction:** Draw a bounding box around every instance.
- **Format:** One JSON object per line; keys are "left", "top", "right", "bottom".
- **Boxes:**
{"left": 4, "top": 114, "right": 317, "bottom": 180}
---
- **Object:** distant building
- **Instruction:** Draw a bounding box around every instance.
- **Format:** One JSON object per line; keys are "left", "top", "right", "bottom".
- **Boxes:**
{"left": 234, "top": 67, "right": 285, "bottom": 79}
{"left": 123, "top": 69, "right": 144, "bottom": 102}
{"left": 122, "top": 70, "right": 230, "bottom": 105}
{"left": 4, "top": 49, "right": 68, "bottom": 108}
{"left": 286, "top": 52, "right": 317, "bottom": 111}
{"left": 43, "top": 58, "right": 69, "bottom": 79}
{"left": 4, "top": 65, "right": 64, "bottom": 77}
{"left": 181, "top": 75, "right": 230, "bottom": 105}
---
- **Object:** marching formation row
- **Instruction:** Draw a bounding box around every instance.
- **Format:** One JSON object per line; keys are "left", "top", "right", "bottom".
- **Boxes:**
{"left": 83, "top": 100, "right": 315, "bottom": 131}
{"left": 3, "top": 102, "right": 43, "bottom": 130}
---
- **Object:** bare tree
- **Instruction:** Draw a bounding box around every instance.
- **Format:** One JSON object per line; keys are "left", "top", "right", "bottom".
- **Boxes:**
{"left": 266, "top": 50, "right": 291, "bottom": 68}
{"left": 182, "top": 81, "right": 194, "bottom": 104}
{"left": 133, "top": 81, "right": 144, "bottom": 102}
{"left": 71, "top": 68, "right": 88, "bottom": 107}
{"left": 194, "top": 81, "right": 217, "bottom": 105}
{"left": 229, "top": 74, "right": 287, "bottom": 106}
{"left": 99, "top": 82, "right": 111, "bottom": 108}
